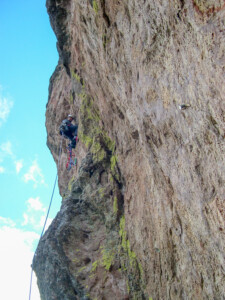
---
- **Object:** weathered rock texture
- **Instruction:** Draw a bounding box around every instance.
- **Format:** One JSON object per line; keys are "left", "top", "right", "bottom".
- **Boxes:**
{"left": 34, "top": 0, "right": 225, "bottom": 299}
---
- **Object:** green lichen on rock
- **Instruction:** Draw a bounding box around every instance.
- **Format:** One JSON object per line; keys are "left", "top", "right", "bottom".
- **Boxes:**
{"left": 101, "top": 248, "right": 115, "bottom": 271}
{"left": 119, "top": 215, "right": 127, "bottom": 250}
{"left": 78, "top": 132, "right": 93, "bottom": 148}
{"left": 119, "top": 216, "right": 138, "bottom": 266}
{"left": 110, "top": 155, "right": 117, "bottom": 171}
{"left": 71, "top": 70, "right": 81, "bottom": 83}
{"left": 70, "top": 92, "right": 73, "bottom": 104}
{"left": 77, "top": 266, "right": 87, "bottom": 273}
{"left": 98, "top": 187, "right": 106, "bottom": 199}
{"left": 119, "top": 215, "right": 146, "bottom": 298}
{"left": 78, "top": 90, "right": 119, "bottom": 168}
{"left": 91, "top": 260, "right": 99, "bottom": 273}
{"left": 113, "top": 196, "right": 118, "bottom": 214}
{"left": 68, "top": 175, "right": 76, "bottom": 192}
{"left": 104, "top": 136, "right": 115, "bottom": 153}
{"left": 91, "top": 140, "right": 107, "bottom": 162}
{"left": 126, "top": 280, "right": 130, "bottom": 293}
{"left": 126, "top": 240, "right": 137, "bottom": 267}
{"left": 93, "top": 0, "right": 98, "bottom": 13}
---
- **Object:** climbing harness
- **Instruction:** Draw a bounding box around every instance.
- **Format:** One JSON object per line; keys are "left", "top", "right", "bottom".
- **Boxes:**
{"left": 29, "top": 136, "right": 63, "bottom": 300}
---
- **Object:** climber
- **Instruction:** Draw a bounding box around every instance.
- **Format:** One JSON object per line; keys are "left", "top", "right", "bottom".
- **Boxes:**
{"left": 59, "top": 114, "right": 78, "bottom": 148}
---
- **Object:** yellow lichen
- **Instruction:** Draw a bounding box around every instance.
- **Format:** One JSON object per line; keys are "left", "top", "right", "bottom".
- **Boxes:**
{"left": 77, "top": 266, "right": 86, "bottom": 273}
{"left": 126, "top": 280, "right": 130, "bottom": 293}
{"left": 71, "top": 70, "right": 81, "bottom": 83}
{"left": 93, "top": 0, "right": 98, "bottom": 13}
{"left": 98, "top": 187, "right": 105, "bottom": 199}
{"left": 91, "top": 260, "right": 99, "bottom": 273}
{"left": 119, "top": 215, "right": 144, "bottom": 273}
{"left": 79, "top": 90, "right": 118, "bottom": 166}
{"left": 68, "top": 175, "right": 75, "bottom": 192}
{"left": 70, "top": 93, "right": 73, "bottom": 104}
{"left": 113, "top": 196, "right": 118, "bottom": 214}
{"left": 101, "top": 248, "right": 115, "bottom": 271}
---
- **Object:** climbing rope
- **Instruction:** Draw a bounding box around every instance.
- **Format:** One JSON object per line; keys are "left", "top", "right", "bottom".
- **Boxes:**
{"left": 65, "top": 136, "right": 78, "bottom": 170}
{"left": 28, "top": 136, "right": 63, "bottom": 300}
{"left": 66, "top": 145, "right": 77, "bottom": 170}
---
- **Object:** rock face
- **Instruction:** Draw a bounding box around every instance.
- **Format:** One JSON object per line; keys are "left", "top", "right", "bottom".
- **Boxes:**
{"left": 33, "top": 0, "right": 225, "bottom": 299}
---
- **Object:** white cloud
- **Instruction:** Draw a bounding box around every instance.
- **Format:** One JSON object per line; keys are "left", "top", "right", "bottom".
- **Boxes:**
{"left": 23, "top": 160, "right": 45, "bottom": 188}
{"left": 22, "top": 214, "right": 36, "bottom": 229}
{"left": 0, "top": 216, "right": 16, "bottom": 227}
{"left": 22, "top": 213, "right": 29, "bottom": 226}
{"left": 21, "top": 197, "right": 51, "bottom": 234}
{"left": 27, "top": 197, "right": 46, "bottom": 212}
{"left": 39, "top": 216, "right": 53, "bottom": 232}
{"left": 0, "top": 166, "right": 5, "bottom": 173}
{"left": 0, "top": 221, "right": 40, "bottom": 300}
{"left": 0, "top": 141, "right": 14, "bottom": 157}
{"left": 0, "top": 142, "right": 24, "bottom": 175}
{"left": 15, "top": 159, "right": 23, "bottom": 173}
{"left": 0, "top": 94, "right": 13, "bottom": 126}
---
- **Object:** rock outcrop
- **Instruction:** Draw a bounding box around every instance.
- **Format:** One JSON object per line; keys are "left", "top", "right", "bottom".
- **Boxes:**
{"left": 33, "top": 0, "right": 225, "bottom": 299}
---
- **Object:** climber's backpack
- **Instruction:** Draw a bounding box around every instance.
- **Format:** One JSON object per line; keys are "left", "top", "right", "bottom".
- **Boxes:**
{"left": 59, "top": 120, "right": 70, "bottom": 135}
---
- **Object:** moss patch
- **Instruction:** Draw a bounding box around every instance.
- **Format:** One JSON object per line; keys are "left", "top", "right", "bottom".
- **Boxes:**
{"left": 91, "top": 260, "right": 99, "bottom": 273}
{"left": 70, "top": 93, "right": 73, "bottom": 104}
{"left": 98, "top": 187, "right": 106, "bottom": 199}
{"left": 71, "top": 70, "right": 81, "bottom": 83}
{"left": 77, "top": 266, "right": 87, "bottom": 273}
{"left": 101, "top": 248, "right": 115, "bottom": 271}
{"left": 113, "top": 196, "right": 118, "bottom": 214}
{"left": 119, "top": 215, "right": 146, "bottom": 298}
{"left": 93, "top": 0, "right": 99, "bottom": 13}
{"left": 110, "top": 155, "right": 117, "bottom": 171}
{"left": 77, "top": 88, "right": 149, "bottom": 297}
{"left": 68, "top": 175, "right": 75, "bottom": 192}
{"left": 78, "top": 90, "right": 120, "bottom": 174}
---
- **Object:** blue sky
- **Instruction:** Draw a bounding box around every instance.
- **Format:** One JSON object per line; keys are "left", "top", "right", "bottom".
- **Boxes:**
{"left": 0, "top": 0, "right": 60, "bottom": 299}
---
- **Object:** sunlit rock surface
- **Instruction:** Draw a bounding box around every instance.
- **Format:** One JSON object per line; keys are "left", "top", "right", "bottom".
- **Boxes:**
{"left": 34, "top": 0, "right": 225, "bottom": 299}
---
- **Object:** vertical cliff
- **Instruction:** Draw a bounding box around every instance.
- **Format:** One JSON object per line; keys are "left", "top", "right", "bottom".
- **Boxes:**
{"left": 33, "top": 0, "right": 225, "bottom": 299}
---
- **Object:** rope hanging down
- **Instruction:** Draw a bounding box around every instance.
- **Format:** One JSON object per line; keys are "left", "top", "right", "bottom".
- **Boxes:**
{"left": 28, "top": 136, "right": 63, "bottom": 300}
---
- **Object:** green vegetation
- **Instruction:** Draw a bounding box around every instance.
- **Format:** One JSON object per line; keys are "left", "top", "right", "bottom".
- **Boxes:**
{"left": 113, "top": 196, "right": 118, "bottom": 214}
{"left": 93, "top": 0, "right": 98, "bottom": 13}
{"left": 91, "top": 260, "right": 99, "bottom": 273}
{"left": 90, "top": 248, "right": 114, "bottom": 274}
{"left": 68, "top": 175, "right": 75, "bottom": 192}
{"left": 91, "top": 141, "right": 106, "bottom": 162}
{"left": 70, "top": 93, "right": 73, "bottom": 104}
{"left": 98, "top": 187, "right": 106, "bottom": 199}
{"left": 110, "top": 155, "right": 117, "bottom": 172}
{"left": 102, "top": 34, "right": 108, "bottom": 49}
{"left": 119, "top": 215, "right": 127, "bottom": 250}
{"left": 126, "top": 280, "right": 130, "bottom": 293}
{"left": 71, "top": 70, "right": 81, "bottom": 83}
{"left": 78, "top": 90, "right": 120, "bottom": 178}
{"left": 77, "top": 266, "right": 86, "bottom": 273}
{"left": 119, "top": 215, "right": 146, "bottom": 297}
{"left": 101, "top": 248, "right": 115, "bottom": 271}
{"left": 77, "top": 85, "right": 149, "bottom": 297}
